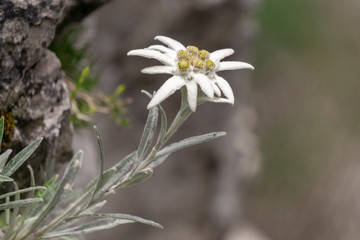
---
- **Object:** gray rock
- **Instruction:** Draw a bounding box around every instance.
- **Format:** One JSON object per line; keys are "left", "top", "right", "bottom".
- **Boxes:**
{"left": 0, "top": 0, "right": 71, "bottom": 185}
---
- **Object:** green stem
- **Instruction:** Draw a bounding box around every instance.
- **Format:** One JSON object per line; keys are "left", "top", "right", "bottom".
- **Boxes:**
{"left": 136, "top": 88, "right": 192, "bottom": 170}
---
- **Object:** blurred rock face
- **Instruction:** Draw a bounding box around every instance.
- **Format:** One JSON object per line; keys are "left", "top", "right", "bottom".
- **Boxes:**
{"left": 78, "top": 0, "right": 260, "bottom": 239}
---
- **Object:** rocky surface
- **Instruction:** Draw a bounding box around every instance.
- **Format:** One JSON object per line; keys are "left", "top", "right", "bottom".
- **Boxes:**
{"left": 0, "top": 0, "right": 72, "bottom": 184}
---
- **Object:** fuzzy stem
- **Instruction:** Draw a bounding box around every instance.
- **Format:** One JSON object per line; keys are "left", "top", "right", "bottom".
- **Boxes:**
{"left": 136, "top": 88, "right": 192, "bottom": 170}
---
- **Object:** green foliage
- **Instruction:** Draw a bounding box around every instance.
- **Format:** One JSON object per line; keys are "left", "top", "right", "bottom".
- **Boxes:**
{"left": 49, "top": 26, "right": 96, "bottom": 88}
{"left": 69, "top": 67, "right": 130, "bottom": 128}
{"left": 0, "top": 117, "right": 45, "bottom": 236}
{"left": 50, "top": 26, "right": 130, "bottom": 129}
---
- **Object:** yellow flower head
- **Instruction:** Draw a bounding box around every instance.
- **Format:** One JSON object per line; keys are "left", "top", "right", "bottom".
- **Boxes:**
{"left": 186, "top": 45, "right": 199, "bottom": 57}
{"left": 198, "top": 50, "right": 210, "bottom": 60}
{"left": 177, "top": 59, "right": 190, "bottom": 71}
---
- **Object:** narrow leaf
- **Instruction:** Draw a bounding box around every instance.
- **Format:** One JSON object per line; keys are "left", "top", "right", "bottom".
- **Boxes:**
{"left": 16, "top": 182, "right": 58, "bottom": 239}
{"left": 149, "top": 132, "right": 226, "bottom": 168}
{"left": 0, "top": 186, "right": 47, "bottom": 200}
{"left": 2, "top": 138, "right": 43, "bottom": 177}
{"left": 35, "top": 182, "right": 97, "bottom": 236}
{"left": 0, "top": 149, "right": 12, "bottom": 171}
{"left": 142, "top": 90, "right": 168, "bottom": 149}
{"left": 80, "top": 201, "right": 107, "bottom": 216}
{"left": 147, "top": 153, "right": 170, "bottom": 169}
{"left": 5, "top": 197, "right": 10, "bottom": 224}
{"left": 0, "top": 174, "right": 13, "bottom": 183}
{"left": 35, "top": 175, "right": 58, "bottom": 199}
{"left": 10, "top": 182, "right": 20, "bottom": 232}
{"left": 42, "top": 218, "right": 134, "bottom": 238}
{"left": 137, "top": 107, "right": 158, "bottom": 162}
{"left": 93, "top": 151, "right": 136, "bottom": 200}
{"left": 67, "top": 213, "right": 163, "bottom": 229}
{"left": 91, "top": 168, "right": 115, "bottom": 199}
{"left": 0, "top": 198, "right": 43, "bottom": 211}
{"left": 155, "top": 104, "right": 167, "bottom": 148}
{"left": 27, "top": 165, "right": 36, "bottom": 197}
{"left": 27, "top": 151, "right": 83, "bottom": 234}
{"left": 115, "top": 168, "right": 153, "bottom": 189}
{"left": 90, "top": 126, "right": 105, "bottom": 204}
{"left": 18, "top": 168, "right": 45, "bottom": 230}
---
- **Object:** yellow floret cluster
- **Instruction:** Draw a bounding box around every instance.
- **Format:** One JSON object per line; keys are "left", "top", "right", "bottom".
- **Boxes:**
{"left": 177, "top": 46, "right": 215, "bottom": 73}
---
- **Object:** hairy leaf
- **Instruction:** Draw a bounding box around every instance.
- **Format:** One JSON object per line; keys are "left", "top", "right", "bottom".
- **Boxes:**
{"left": 67, "top": 213, "right": 163, "bottom": 229}
{"left": 42, "top": 218, "right": 134, "bottom": 238}
{"left": 137, "top": 107, "right": 158, "bottom": 162}
{"left": 150, "top": 132, "right": 226, "bottom": 168}
{"left": 0, "top": 149, "right": 12, "bottom": 171}
{"left": 0, "top": 186, "right": 46, "bottom": 200}
{"left": 0, "top": 174, "right": 13, "bottom": 183}
{"left": 93, "top": 151, "right": 136, "bottom": 200}
{"left": 2, "top": 138, "right": 43, "bottom": 177}
{"left": 80, "top": 200, "right": 107, "bottom": 216}
{"left": 26, "top": 151, "right": 83, "bottom": 234}
{"left": 0, "top": 199, "right": 43, "bottom": 211}
{"left": 115, "top": 168, "right": 153, "bottom": 189}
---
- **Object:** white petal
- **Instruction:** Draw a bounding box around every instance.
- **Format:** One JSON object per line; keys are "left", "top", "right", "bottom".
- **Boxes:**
{"left": 127, "top": 49, "right": 175, "bottom": 66}
{"left": 190, "top": 73, "right": 214, "bottom": 99}
{"left": 200, "top": 96, "right": 234, "bottom": 104}
{"left": 210, "top": 97, "right": 234, "bottom": 104}
{"left": 214, "top": 75, "right": 234, "bottom": 104}
{"left": 185, "top": 80, "right": 198, "bottom": 112}
{"left": 154, "top": 36, "right": 186, "bottom": 51}
{"left": 210, "top": 48, "right": 234, "bottom": 62}
{"left": 210, "top": 80, "right": 222, "bottom": 96}
{"left": 147, "top": 76, "right": 185, "bottom": 109}
{"left": 217, "top": 61, "right": 254, "bottom": 71}
{"left": 141, "top": 66, "right": 174, "bottom": 75}
{"left": 147, "top": 45, "right": 177, "bottom": 59}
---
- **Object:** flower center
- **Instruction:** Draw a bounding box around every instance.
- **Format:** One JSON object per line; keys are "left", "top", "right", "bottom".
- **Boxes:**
{"left": 177, "top": 59, "right": 190, "bottom": 71}
{"left": 198, "top": 50, "right": 210, "bottom": 60}
{"left": 177, "top": 46, "right": 215, "bottom": 73}
{"left": 205, "top": 60, "right": 215, "bottom": 71}
{"left": 186, "top": 46, "right": 199, "bottom": 57}
{"left": 193, "top": 59, "right": 205, "bottom": 72}
{"left": 188, "top": 56, "right": 199, "bottom": 66}
{"left": 177, "top": 50, "right": 188, "bottom": 60}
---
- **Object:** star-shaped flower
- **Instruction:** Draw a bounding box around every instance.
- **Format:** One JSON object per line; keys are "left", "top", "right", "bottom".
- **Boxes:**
{"left": 128, "top": 36, "right": 254, "bottom": 112}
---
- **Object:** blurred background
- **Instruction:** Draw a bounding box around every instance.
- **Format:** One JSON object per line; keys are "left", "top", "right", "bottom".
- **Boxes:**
{"left": 67, "top": 0, "right": 360, "bottom": 239}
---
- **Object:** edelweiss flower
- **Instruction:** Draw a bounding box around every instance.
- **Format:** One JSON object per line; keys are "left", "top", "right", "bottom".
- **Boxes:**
{"left": 128, "top": 36, "right": 254, "bottom": 112}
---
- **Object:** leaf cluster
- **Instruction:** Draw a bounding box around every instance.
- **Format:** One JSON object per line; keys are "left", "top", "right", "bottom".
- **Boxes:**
{"left": 0, "top": 89, "right": 226, "bottom": 239}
